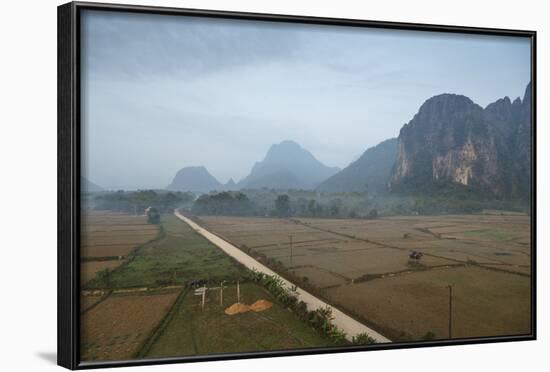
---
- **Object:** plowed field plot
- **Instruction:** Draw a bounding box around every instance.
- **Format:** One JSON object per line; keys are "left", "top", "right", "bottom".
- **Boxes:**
{"left": 80, "top": 210, "right": 160, "bottom": 286}
{"left": 325, "top": 267, "right": 531, "bottom": 340}
{"left": 198, "top": 214, "right": 531, "bottom": 341}
{"left": 81, "top": 260, "right": 123, "bottom": 286}
{"left": 80, "top": 291, "right": 180, "bottom": 361}
{"left": 80, "top": 294, "right": 105, "bottom": 313}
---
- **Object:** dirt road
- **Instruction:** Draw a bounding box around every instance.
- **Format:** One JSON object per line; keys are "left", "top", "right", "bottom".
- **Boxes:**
{"left": 175, "top": 210, "right": 391, "bottom": 343}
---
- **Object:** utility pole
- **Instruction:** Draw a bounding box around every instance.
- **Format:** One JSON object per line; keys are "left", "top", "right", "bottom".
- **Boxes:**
{"left": 201, "top": 289, "right": 206, "bottom": 310}
{"left": 220, "top": 281, "right": 224, "bottom": 306}
{"left": 448, "top": 284, "right": 453, "bottom": 339}
{"left": 237, "top": 280, "right": 240, "bottom": 304}
{"left": 289, "top": 234, "right": 293, "bottom": 267}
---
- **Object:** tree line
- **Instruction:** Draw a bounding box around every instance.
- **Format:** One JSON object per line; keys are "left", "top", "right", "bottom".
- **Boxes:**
{"left": 87, "top": 190, "right": 195, "bottom": 214}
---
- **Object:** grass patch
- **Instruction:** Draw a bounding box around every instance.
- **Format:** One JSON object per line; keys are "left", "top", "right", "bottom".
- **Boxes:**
{"left": 145, "top": 282, "right": 335, "bottom": 358}
{"left": 85, "top": 215, "right": 247, "bottom": 289}
{"left": 462, "top": 229, "right": 515, "bottom": 241}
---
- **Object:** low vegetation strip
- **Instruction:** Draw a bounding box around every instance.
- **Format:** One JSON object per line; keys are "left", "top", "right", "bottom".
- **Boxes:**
{"left": 135, "top": 288, "right": 189, "bottom": 358}
{"left": 84, "top": 215, "right": 246, "bottom": 290}
{"left": 175, "top": 210, "right": 391, "bottom": 343}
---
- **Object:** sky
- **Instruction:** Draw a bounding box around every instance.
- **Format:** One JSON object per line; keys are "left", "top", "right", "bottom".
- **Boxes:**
{"left": 80, "top": 10, "right": 531, "bottom": 190}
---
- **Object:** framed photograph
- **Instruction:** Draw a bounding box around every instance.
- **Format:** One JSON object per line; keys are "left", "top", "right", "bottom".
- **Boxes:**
{"left": 58, "top": 1, "right": 536, "bottom": 369}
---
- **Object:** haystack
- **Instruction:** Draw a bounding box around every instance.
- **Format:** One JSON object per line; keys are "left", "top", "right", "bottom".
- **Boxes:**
{"left": 249, "top": 299, "right": 273, "bottom": 312}
{"left": 224, "top": 303, "right": 250, "bottom": 315}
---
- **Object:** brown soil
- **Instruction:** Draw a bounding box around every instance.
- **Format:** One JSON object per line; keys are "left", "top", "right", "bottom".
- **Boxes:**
{"left": 249, "top": 299, "right": 273, "bottom": 312}
{"left": 224, "top": 303, "right": 250, "bottom": 315}
{"left": 80, "top": 260, "right": 124, "bottom": 286}
{"left": 201, "top": 214, "right": 532, "bottom": 340}
{"left": 80, "top": 292, "right": 179, "bottom": 361}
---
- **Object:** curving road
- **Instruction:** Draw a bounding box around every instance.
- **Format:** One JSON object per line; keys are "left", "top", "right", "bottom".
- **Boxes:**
{"left": 175, "top": 210, "right": 391, "bottom": 343}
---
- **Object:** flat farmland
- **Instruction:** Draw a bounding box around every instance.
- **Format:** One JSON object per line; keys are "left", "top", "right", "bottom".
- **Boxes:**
{"left": 80, "top": 290, "right": 180, "bottom": 361}
{"left": 80, "top": 213, "right": 339, "bottom": 363}
{"left": 198, "top": 214, "right": 532, "bottom": 341}
{"left": 325, "top": 266, "right": 530, "bottom": 339}
{"left": 80, "top": 210, "right": 160, "bottom": 287}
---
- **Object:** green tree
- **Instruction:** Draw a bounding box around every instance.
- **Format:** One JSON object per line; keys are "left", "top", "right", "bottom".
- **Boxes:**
{"left": 368, "top": 209, "right": 378, "bottom": 219}
{"left": 307, "top": 199, "right": 316, "bottom": 216}
{"left": 146, "top": 207, "right": 161, "bottom": 224}
{"left": 330, "top": 198, "right": 343, "bottom": 217}
{"left": 421, "top": 331, "right": 436, "bottom": 341}
{"left": 352, "top": 332, "right": 377, "bottom": 344}
{"left": 96, "top": 268, "right": 112, "bottom": 288}
{"left": 275, "top": 194, "right": 291, "bottom": 217}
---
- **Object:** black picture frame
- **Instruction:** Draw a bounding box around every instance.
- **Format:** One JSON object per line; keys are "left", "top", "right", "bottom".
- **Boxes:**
{"left": 58, "top": 1, "right": 537, "bottom": 370}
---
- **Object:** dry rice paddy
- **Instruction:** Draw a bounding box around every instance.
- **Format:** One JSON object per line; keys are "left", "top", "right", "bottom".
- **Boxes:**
{"left": 80, "top": 210, "right": 159, "bottom": 287}
{"left": 80, "top": 291, "right": 180, "bottom": 361}
{"left": 198, "top": 214, "right": 532, "bottom": 341}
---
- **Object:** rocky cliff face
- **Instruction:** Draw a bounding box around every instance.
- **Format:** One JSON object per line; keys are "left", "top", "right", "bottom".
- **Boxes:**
{"left": 390, "top": 83, "right": 531, "bottom": 199}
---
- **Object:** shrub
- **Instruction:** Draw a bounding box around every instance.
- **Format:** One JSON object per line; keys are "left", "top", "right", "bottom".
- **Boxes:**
{"left": 146, "top": 207, "right": 160, "bottom": 224}
{"left": 96, "top": 268, "right": 112, "bottom": 288}
{"left": 367, "top": 209, "right": 378, "bottom": 219}
{"left": 421, "top": 331, "right": 436, "bottom": 341}
{"left": 352, "top": 333, "right": 377, "bottom": 345}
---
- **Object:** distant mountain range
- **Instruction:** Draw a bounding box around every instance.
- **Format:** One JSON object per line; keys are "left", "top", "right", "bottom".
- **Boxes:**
{"left": 167, "top": 141, "right": 340, "bottom": 192}
{"left": 82, "top": 176, "right": 103, "bottom": 193}
{"left": 167, "top": 82, "right": 531, "bottom": 200}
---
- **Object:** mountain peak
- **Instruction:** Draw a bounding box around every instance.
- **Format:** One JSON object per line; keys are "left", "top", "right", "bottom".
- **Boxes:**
{"left": 81, "top": 176, "right": 104, "bottom": 193}
{"left": 265, "top": 140, "right": 312, "bottom": 160}
{"left": 167, "top": 166, "right": 221, "bottom": 192}
{"left": 277, "top": 139, "right": 301, "bottom": 147}
{"left": 523, "top": 81, "right": 531, "bottom": 104}
{"left": 419, "top": 94, "right": 477, "bottom": 115}
{"left": 239, "top": 141, "right": 338, "bottom": 190}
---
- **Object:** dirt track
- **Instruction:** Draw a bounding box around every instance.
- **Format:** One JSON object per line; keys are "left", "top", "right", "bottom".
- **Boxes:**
{"left": 174, "top": 210, "right": 391, "bottom": 343}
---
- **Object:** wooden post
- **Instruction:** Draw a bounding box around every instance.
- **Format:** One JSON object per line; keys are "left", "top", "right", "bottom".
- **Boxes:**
{"left": 449, "top": 284, "right": 453, "bottom": 338}
{"left": 201, "top": 289, "right": 206, "bottom": 310}
{"left": 289, "top": 234, "right": 293, "bottom": 267}
{"left": 237, "top": 280, "right": 240, "bottom": 304}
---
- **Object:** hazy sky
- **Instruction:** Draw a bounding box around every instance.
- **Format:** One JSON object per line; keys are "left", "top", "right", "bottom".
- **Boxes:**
{"left": 81, "top": 10, "right": 531, "bottom": 190}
